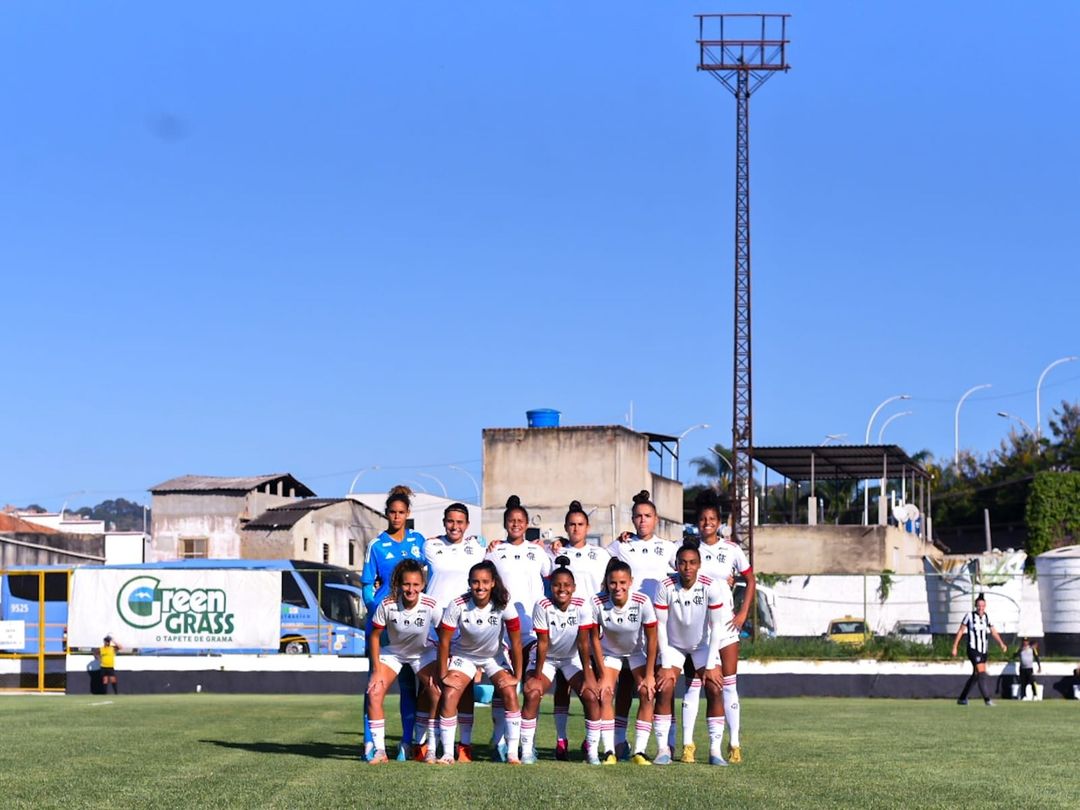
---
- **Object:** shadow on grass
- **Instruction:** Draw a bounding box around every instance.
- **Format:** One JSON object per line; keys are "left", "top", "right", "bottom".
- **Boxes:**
{"left": 199, "top": 739, "right": 360, "bottom": 760}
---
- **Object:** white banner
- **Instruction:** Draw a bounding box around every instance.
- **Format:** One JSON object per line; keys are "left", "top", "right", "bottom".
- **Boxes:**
{"left": 69, "top": 569, "right": 281, "bottom": 650}
{"left": 0, "top": 620, "right": 26, "bottom": 649}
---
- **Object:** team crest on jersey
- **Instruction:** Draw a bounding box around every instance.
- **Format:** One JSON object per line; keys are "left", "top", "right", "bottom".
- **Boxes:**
{"left": 465, "top": 545, "right": 475, "bottom": 555}
{"left": 628, "top": 608, "right": 640, "bottom": 622}
{"left": 653, "top": 545, "right": 664, "bottom": 555}
{"left": 527, "top": 552, "right": 535, "bottom": 561}
{"left": 694, "top": 594, "right": 704, "bottom": 605}
{"left": 488, "top": 615, "right": 499, "bottom": 626}
{"left": 588, "top": 550, "right": 598, "bottom": 560}
{"left": 411, "top": 547, "right": 421, "bottom": 558}
{"left": 415, "top": 616, "right": 425, "bottom": 627}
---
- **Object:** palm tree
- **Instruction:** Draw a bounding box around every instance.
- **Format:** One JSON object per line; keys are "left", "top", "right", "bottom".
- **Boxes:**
{"left": 690, "top": 443, "right": 734, "bottom": 494}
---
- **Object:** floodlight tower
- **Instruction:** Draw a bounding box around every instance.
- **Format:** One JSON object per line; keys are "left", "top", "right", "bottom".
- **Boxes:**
{"left": 696, "top": 13, "right": 790, "bottom": 561}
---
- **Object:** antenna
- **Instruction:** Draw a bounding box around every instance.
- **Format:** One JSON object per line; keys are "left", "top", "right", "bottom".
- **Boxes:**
{"left": 696, "top": 13, "right": 790, "bottom": 562}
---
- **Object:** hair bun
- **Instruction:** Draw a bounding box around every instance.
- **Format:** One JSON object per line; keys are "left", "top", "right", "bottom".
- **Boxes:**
{"left": 389, "top": 484, "right": 413, "bottom": 498}
{"left": 506, "top": 494, "right": 521, "bottom": 509}
{"left": 569, "top": 500, "right": 583, "bottom": 511}
{"left": 682, "top": 537, "right": 701, "bottom": 551}
{"left": 554, "top": 555, "right": 571, "bottom": 567}
{"left": 695, "top": 489, "right": 720, "bottom": 509}
{"left": 632, "top": 490, "right": 651, "bottom": 505}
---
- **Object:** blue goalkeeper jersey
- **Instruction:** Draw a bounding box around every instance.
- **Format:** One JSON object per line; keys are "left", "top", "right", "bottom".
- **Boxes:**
{"left": 361, "top": 529, "right": 428, "bottom": 610}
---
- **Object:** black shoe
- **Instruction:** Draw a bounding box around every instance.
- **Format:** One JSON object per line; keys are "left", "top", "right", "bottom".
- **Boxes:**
{"left": 956, "top": 698, "right": 968, "bottom": 705}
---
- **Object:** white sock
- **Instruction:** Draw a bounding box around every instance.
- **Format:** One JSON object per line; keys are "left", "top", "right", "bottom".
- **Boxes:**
{"left": 459, "top": 713, "right": 473, "bottom": 745}
{"left": 439, "top": 716, "right": 457, "bottom": 757}
{"left": 708, "top": 716, "right": 726, "bottom": 759}
{"left": 601, "top": 719, "right": 615, "bottom": 753}
{"left": 370, "top": 718, "right": 386, "bottom": 752}
{"left": 426, "top": 714, "right": 438, "bottom": 753}
{"left": 585, "top": 719, "right": 601, "bottom": 756}
{"left": 614, "top": 716, "right": 628, "bottom": 746}
{"left": 413, "top": 711, "right": 429, "bottom": 750}
{"left": 633, "top": 719, "right": 651, "bottom": 754}
{"left": 505, "top": 710, "right": 522, "bottom": 760}
{"left": 554, "top": 707, "right": 569, "bottom": 741}
{"left": 653, "top": 714, "right": 672, "bottom": 755}
{"left": 723, "top": 675, "right": 740, "bottom": 748}
{"left": 519, "top": 717, "right": 537, "bottom": 755}
{"left": 682, "top": 679, "right": 702, "bottom": 746}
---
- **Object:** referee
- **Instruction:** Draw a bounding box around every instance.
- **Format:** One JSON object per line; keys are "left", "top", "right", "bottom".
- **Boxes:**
{"left": 951, "top": 593, "right": 1007, "bottom": 705}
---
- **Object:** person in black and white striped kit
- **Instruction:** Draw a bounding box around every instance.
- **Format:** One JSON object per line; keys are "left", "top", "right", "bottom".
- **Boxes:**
{"left": 951, "top": 593, "right": 1007, "bottom": 706}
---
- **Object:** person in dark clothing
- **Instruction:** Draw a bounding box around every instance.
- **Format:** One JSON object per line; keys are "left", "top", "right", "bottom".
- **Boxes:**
{"left": 1011, "top": 637, "right": 1042, "bottom": 699}
{"left": 951, "top": 593, "right": 1007, "bottom": 706}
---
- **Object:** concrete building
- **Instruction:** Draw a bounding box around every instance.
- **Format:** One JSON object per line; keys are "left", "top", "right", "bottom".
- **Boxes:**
{"left": 241, "top": 498, "right": 384, "bottom": 568}
{"left": 10, "top": 510, "right": 107, "bottom": 535}
{"left": 348, "top": 492, "right": 481, "bottom": 542}
{"left": 148, "top": 473, "right": 315, "bottom": 561}
{"left": 1, "top": 514, "right": 106, "bottom": 567}
{"left": 481, "top": 425, "right": 684, "bottom": 547}
{"left": 753, "top": 524, "right": 943, "bottom": 576}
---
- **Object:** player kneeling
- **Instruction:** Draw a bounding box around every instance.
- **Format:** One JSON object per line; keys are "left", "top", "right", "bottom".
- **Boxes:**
{"left": 435, "top": 561, "right": 524, "bottom": 765}
{"left": 520, "top": 560, "right": 594, "bottom": 764}
{"left": 654, "top": 541, "right": 735, "bottom": 766}
{"left": 366, "top": 560, "right": 442, "bottom": 764}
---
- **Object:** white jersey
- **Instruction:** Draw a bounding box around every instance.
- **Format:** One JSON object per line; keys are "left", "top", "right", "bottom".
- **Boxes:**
{"left": 555, "top": 544, "right": 613, "bottom": 599}
{"left": 581, "top": 590, "right": 657, "bottom": 658}
{"left": 370, "top": 594, "right": 441, "bottom": 659}
{"left": 532, "top": 596, "right": 585, "bottom": 660}
{"left": 440, "top": 595, "right": 520, "bottom": 659}
{"left": 612, "top": 536, "right": 675, "bottom": 600}
{"left": 654, "top": 574, "right": 731, "bottom": 652}
{"left": 673, "top": 540, "right": 751, "bottom": 582}
{"left": 425, "top": 535, "right": 486, "bottom": 607}
{"left": 486, "top": 540, "right": 552, "bottom": 640}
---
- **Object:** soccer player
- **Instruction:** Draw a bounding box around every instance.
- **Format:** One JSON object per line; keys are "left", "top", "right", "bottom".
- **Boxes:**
{"left": 486, "top": 495, "right": 551, "bottom": 760}
{"left": 546, "top": 500, "right": 612, "bottom": 759}
{"left": 366, "top": 560, "right": 442, "bottom": 764}
{"left": 654, "top": 542, "right": 736, "bottom": 766}
{"left": 951, "top": 592, "right": 1007, "bottom": 706}
{"left": 674, "top": 489, "right": 757, "bottom": 763}
{"left": 435, "top": 561, "right": 524, "bottom": 765}
{"left": 578, "top": 559, "right": 658, "bottom": 765}
{"left": 610, "top": 490, "right": 674, "bottom": 758}
{"left": 361, "top": 485, "right": 427, "bottom": 760}
{"left": 519, "top": 561, "right": 593, "bottom": 764}
{"left": 423, "top": 502, "right": 486, "bottom": 760}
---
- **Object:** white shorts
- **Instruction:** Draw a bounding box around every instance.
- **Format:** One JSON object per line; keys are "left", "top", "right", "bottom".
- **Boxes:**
{"left": 448, "top": 652, "right": 512, "bottom": 680}
{"left": 379, "top": 647, "right": 437, "bottom": 676}
{"left": 661, "top": 644, "right": 718, "bottom": 672}
{"left": 601, "top": 651, "right": 648, "bottom": 673}
{"left": 527, "top": 647, "right": 583, "bottom": 682}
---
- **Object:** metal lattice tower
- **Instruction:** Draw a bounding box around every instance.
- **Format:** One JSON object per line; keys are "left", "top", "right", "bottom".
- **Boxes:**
{"left": 696, "top": 13, "right": 789, "bottom": 560}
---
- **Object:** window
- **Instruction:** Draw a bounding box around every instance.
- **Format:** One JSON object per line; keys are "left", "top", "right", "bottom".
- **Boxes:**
{"left": 280, "top": 572, "right": 307, "bottom": 607}
{"left": 322, "top": 543, "right": 330, "bottom": 564}
{"left": 348, "top": 541, "right": 356, "bottom": 567}
{"left": 303, "top": 538, "right": 308, "bottom": 552}
{"left": 7, "top": 573, "right": 68, "bottom": 601}
{"left": 179, "top": 537, "right": 208, "bottom": 559}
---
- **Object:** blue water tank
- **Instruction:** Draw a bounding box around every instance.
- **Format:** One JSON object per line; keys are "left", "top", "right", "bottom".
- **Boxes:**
{"left": 526, "top": 408, "right": 560, "bottom": 428}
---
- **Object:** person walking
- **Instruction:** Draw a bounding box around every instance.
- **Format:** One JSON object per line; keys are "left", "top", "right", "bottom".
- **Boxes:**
{"left": 951, "top": 593, "right": 1007, "bottom": 706}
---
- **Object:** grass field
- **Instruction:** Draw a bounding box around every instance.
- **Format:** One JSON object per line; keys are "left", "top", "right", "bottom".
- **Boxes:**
{"left": 2, "top": 694, "right": 1077, "bottom": 809}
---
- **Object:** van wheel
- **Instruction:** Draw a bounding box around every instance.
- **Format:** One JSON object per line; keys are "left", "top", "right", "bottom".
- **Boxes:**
{"left": 281, "top": 638, "right": 309, "bottom": 655}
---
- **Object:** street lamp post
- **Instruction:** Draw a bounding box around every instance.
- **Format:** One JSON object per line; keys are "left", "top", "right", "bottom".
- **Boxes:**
{"left": 954, "top": 385, "right": 991, "bottom": 467}
{"left": 864, "top": 394, "right": 911, "bottom": 525}
{"left": 877, "top": 411, "right": 913, "bottom": 443}
{"left": 821, "top": 433, "right": 847, "bottom": 445}
{"left": 347, "top": 466, "right": 380, "bottom": 496}
{"left": 416, "top": 472, "right": 448, "bottom": 498}
{"left": 448, "top": 465, "right": 481, "bottom": 504}
{"left": 673, "top": 423, "right": 710, "bottom": 479}
{"left": 997, "top": 411, "right": 1033, "bottom": 436}
{"left": 1036, "top": 356, "right": 1079, "bottom": 440}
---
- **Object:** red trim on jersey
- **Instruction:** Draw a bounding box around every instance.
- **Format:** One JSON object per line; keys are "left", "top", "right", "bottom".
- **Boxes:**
{"left": 420, "top": 596, "right": 437, "bottom": 607}
{"left": 372, "top": 622, "right": 386, "bottom": 630}
{"left": 505, "top": 616, "right": 521, "bottom": 632}
{"left": 538, "top": 597, "right": 553, "bottom": 609}
{"left": 741, "top": 565, "right": 753, "bottom": 574}
{"left": 708, "top": 603, "right": 723, "bottom": 610}
{"left": 571, "top": 597, "right": 584, "bottom": 606}
{"left": 579, "top": 621, "right": 597, "bottom": 630}
{"left": 631, "top": 593, "right": 648, "bottom": 603}
{"left": 534, "top": 627, "right": 550, "bottom": 635}
{"left": 440, "top": 622, "right": 457, "bottom": 632}
{"left": 654, "top": 604, "right": 668, "bottom": 610}
{"left": 643, "top": 620, "right": 657, "bottom": 628}
{"left": 699, "top": 575, "right": 713, "bottom": 585}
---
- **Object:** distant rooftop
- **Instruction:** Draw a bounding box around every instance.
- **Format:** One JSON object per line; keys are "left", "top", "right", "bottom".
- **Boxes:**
{"left": 753, "top": 445, "right": 930, "bottom": 481}
{"left": 0, "top": 513, "right": 60, "bottom": 534}
{"left": 245, "top": 498, "right": 377, "bottom": 531}
{"left": 150, "top": 473, "right": 316, "bottom": 497}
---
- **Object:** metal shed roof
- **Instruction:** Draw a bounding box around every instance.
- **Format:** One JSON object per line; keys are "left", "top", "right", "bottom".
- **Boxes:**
{"left": 149, "top": 473, "right": 316, "bottom": 497}
{"left": 753, "top": 445, "right": 930, "bottom": 481}
{"left": 244, "top": 498, "right": 348, "bottom": 530}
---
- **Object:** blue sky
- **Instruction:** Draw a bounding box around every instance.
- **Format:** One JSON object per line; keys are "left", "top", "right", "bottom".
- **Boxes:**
{"left": 3, "top": 1, "right": 1078, "bottom": 508}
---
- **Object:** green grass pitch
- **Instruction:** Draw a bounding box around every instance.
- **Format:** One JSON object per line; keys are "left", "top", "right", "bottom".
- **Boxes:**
{"left": 1, "top": 695, "right": 1076, "bottom": 808}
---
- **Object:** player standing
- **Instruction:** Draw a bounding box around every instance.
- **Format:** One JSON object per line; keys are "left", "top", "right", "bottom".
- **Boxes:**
{"left": 435, "top": 561, "right": 524, "bottom": 765}
{"left": 654, "top": 542, "right": 736, "bottom": 766}
{"left": 951, "top": 592, "right": 1007, "bottom": 706}
{"left": 360, "top": 485, "right": 427, "bottom": 760}
{"left": 366, "top": 560, "right": 442, "bottom": 764}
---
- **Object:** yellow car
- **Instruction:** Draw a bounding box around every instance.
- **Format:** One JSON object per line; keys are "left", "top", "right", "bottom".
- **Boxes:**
{"left": 824, "top": 616, "right": 871, "bottom": 646}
